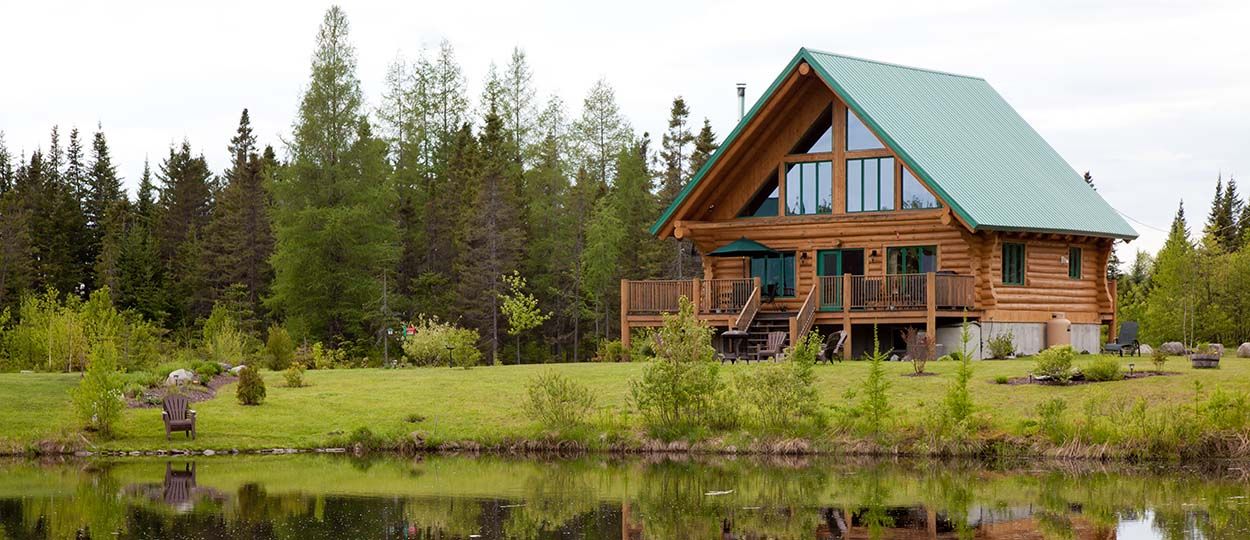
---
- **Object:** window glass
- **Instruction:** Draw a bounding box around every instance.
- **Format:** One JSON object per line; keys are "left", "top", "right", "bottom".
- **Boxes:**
{"left": 816, "top": 161, "right": 832, "bottom": 213}
{"left": 791, "top": 105, "right": 833, "bottom": 154}
{"left": 847, "top": 109, "right": 885, "bottom": 151}
{"left": 901, "top": 168, "right": 940, "bottom": 209}
{"left": 785, "top": 162, "right": 831, "bottom": 215}
{"left": 846, "top": 162, "right": 862, "bottom": 213}
{"left": 1002, "top": 243, "right": 1025, "bottom": 285}
{"left": 846, "top": 158, "right": 894, "bottom": 212}
{"left": 1068, "top": 247, "right": 1082, "bottom": 279}
{"left": 887, "top": 246, "right": 937, "bottom": 274}
{"left": 750, "top": 252, "right": 796, "bottom": 297}
{"left": 864, "top": 159, "right": 879, "bottom": 211}
{"left": 785, "top": 164, "right": 802, "bottom": 215}
{"left": 880, "top": 158, "right": 895, "bottom": 211}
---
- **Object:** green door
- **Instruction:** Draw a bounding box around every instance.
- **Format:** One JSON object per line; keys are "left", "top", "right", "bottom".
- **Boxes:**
{"left": 817, "top": 249, "right": 864, "bottom": 310}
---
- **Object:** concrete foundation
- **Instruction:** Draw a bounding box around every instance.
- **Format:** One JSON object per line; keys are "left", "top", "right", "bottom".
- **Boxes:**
{"left": 979, "top": 321, "right": 1045, "bottom": 357}
{"left": 1071, "top": 324, "right": 1101, "bottom": 354}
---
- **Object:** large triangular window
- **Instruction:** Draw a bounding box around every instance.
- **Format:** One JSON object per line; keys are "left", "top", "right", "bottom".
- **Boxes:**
{"left": 789, "top": 104, "right": 833, "bottom": 154}
{"left": 846, "top": 109, "right": 885, "bottom": 151}
{"left": 738, "top": 170, "right": 779, "bottom": 217}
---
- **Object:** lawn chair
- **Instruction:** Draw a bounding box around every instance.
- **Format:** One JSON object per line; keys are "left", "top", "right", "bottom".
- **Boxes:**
{"left": 162, "top": 395, "right": 197, "bottom": 440}
{"left": 756, "top": 331, "right": 787, "bottom": 362}
{"left": 1102, "top": 321, "right": 1141, "bottom": 357}
{"left": 817, "top": 331, "right": 847, "bottom": 363}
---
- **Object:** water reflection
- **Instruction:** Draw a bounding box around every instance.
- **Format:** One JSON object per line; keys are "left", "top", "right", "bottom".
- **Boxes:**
{"left": 0, "top": 455, "right": 1247, "bottom": 539}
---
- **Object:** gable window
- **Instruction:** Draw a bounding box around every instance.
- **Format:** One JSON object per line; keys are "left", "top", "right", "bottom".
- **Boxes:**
{"left": 901, "top": 168, "right": 940, "bottom": 209}
{"left": 739, "top": 171, "right": 779, "bottom": 217}
{"left": 846, "top": 157, "right": 895, "bottom": 213}
{"left": 1068, "top": 246, "right": 1082, "bottom": 279}
{"left": 791, "top": 104, "right": 833, "bottom": 154}
{"left": 847, "top": 109, "right": 885, "bottom": 151}
{"left": 750, "top": 252, "right": 796, "bottom": 298}
{"left": 887, "top": 246, "right": 936, "bottom": 274}
{"left": 1002, "top": 243, "right": 1025, "bottom": 285}
{"left": 785, "top": 161, "right": 832, "bottom": 215}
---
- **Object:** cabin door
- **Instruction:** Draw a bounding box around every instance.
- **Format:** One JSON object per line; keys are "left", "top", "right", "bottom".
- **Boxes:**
{"left": 817, "top": 249, "right": 864, "bottom": 310}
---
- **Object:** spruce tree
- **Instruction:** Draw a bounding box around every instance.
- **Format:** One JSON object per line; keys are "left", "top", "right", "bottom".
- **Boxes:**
{"left": 1144, "top": 201, "right": 1195, "bottom": 344}
{"left": 521, "top": 97, "right": 575, "bottom": 360}
{"left": 689, "top": 118, "right": 718, "bottom": 176}
{"left": 1203, "top": 176, "right": 1235, "bottom": 252}
{"left": 157, "top": 141, "right": 214, "bottom": 325}
{"left": 500, "top": 47, "right": 537, "bottom": 164}
{"left": 134, "top": 158, "right": 158, "bottom": 224}
{"left": 659, "top": 97, "right": 699, "bottom": 279}
{"left": 85, "top": 126, "right": 125, "bottom": 286}
{"left": 0, "top": 131, "right": 12, "bottom": 193}
{"left": 65, "top": 128, "right": 87, "bottom": 198}
{"left": 573, "top": 79, "right": 632, "bottom": 188}
{"left": 269, "top": 6, "right": 398, "bottom": 341}
{"left": 0, "top": 188, "right": 33, "bottom": 308}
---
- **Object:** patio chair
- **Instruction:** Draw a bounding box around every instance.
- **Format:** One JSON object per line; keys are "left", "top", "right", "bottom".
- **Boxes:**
{"left": 756, "top": 331, "right": 787, "bottom": 361}
{"left": 1101, "top": 321, "right": 1141, "bottom": 357}
{"left": 162, "top": 394, "right": 197, "bottom": 440}
{"left": 817, "top": 331, "right": 847, "bottom": 363}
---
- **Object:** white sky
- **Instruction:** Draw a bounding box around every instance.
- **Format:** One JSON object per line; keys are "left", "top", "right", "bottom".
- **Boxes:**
{"left": 3, "top": 0, "right": 1248, "bottom": 255}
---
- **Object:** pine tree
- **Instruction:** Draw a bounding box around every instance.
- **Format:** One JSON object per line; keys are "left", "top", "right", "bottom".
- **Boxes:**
{"left": 1223, "top": 177, "right": 1245, "bottom": 248}
{"left": 659, "top": 97, "right": 699, "bottom": 278}
{"left": 573, "top": 79, "right": 632, "bottom": 188}
{"left": 1144, "top": 201, "right": 1195, "bottom": 344}
{"left": 1203, "top": 176, "right": 1235, "bottom": 252}
{"left": 0, "top": 131, "right": 13, "bottom": 193}
{"left": 135, "top": 158, "right": 158, "bottom": 224}
{"left": 521, "top": 97, "right": 575, "bottom": 360}
{"left": 64, "top": 128, "right": 87, "bottom": 198}
{"left": 269, "top": 6, "right": 398, "bottom": 341}
{"left": 689, "top": 118, "right": 718, "bottom": 176}
{"left": 85, "top": 126, "right": 125, "bottom": 287}
{"left": 157, "top": 141, "right": 214, "bottom": 325}
{"left": 500, "top": 47, "right": 537, "bottom": 164}
{"left": 19, "top": 140, "right": 87, "bottom": 296}
{"left": 0, "top": 187, "right": 33, "bottom": 308}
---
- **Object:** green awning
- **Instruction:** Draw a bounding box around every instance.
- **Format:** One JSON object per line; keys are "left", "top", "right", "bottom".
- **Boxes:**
{"left": 708, "top": 237, "right": 778, "bottom": 257}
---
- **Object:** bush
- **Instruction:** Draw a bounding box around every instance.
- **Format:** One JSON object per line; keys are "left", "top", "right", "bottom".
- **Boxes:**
{"left": 284, "top": 362, "right": 306, "bottom": 388}
{"left": 1033, "top": 345, "right": 1076, "bottom": 384}
{"left": 310, "top": 342, "right": 345, "bottom": 369}
{"left": 524, "top": 371, "right": 597, "bottom": 431}
{"left": 266, "top": 325, "right": 295, "bottom": 370}
{"left": 72, "top": 342, "right": 125, "bottom": 435}
{"left": 734, "top": 331, "right": 822, "bottom": 432}
{"left": 630, "top": 297, "right": 724, "bottom": 439}
{"left": 120, "top": 370, "right": 159, "bottom": 389}
{"left": 986, "top": 330, "right": 1015, "bottom": 359}
{"left": 236, "top": 366, "right": 266, "bottom": 405}
{"left": 401, "top": 316, "right": 483, "bottom": 367}
{"left": 1151, "top": 346, "right": 1168, "bottom": 372}
{"left": 190, "top": 360, "right": 223, "bottom": 384}
{"left": 1036, "top": 398, "right": 1069, "bottom": 443}
{"left": 941, "top": 321, "right": 976, "bottom": 427}
{"left": 902, "top": 327, "right": 935, "bottom": 375}
{"left": 204, "top": 316, "right": 245, "bottom": 367}
{"left": 122, "top": 382, "right": 146, "bottom": 399}
{"left": 834, "top": 327, "right": 892, "bottom": 439}
{"left": 995, "top": 375, "right": 1010, "bottom": 385}
{"left": 1083, "top": 356, "right": 1124, "bottom": 382}
{"left": 595, "top": 339, "right": 630, "bottom": 362}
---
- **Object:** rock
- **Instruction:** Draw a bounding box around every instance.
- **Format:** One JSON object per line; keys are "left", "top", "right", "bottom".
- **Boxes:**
{"left": 229, "top": 365, "right": 246, "bottom": 375}
{"left": 1209, "top": 344, "right": 1226, "bottom": 357}
{"left": 1138, "top": 344, "right": 1153, "bottom": 356}
{"left": 1238, "top": 343, "right": 1250, "bottom": 358}
{"left": 203, "top": 449, "right": 215, "bottom": 456}
{"left": 165, "top": 369, "right": 195, "bottom": 386}
{"left": 216, "top": 362, "right": 233, "bottom": 371}
{"left": 889, "top": 354, "right": 900, "bottom": 362}
{"left": 1160, "top": 342, "right": 1186, "bottom": 355}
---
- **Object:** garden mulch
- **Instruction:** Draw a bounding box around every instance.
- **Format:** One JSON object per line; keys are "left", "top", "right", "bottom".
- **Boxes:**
{"left": 1006, "top": 370, "right": 1181, "bottom": 386}
{"left": 126, "top": 374, "right": 238, "bottom": 408}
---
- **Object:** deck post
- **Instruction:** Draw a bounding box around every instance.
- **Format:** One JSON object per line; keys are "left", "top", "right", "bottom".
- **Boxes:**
{"left": 691, "top": 278, "right": 701, "bottom": 315}
{"left": 788, "top": 316, "right": 798, "bottom": 348}
{"left": 620, "top": 280, "right": 631, "bottom": 350}
{"left": 925, "top": 272, "right": 937, "bottom": 338}
{"left": 842, "top": 273, "right": 853, "bottom": 360}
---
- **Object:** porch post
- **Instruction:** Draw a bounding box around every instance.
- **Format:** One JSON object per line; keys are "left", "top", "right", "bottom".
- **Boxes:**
{"left": 620, "top": 280, "right": 631, "bottom": 350}
{"left": 842, "top": 273, "right": 853, "bottom": 360}
{"left": 691, "top": 278, "right": 702, "bottom": 315}
{"left": 925, "top": 272, "right": 937, "bottom": 337}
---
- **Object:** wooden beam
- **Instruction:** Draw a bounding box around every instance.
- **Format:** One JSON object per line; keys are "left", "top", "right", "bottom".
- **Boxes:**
{"left": 620, "top": 280, "right": 631, "bottom": 350}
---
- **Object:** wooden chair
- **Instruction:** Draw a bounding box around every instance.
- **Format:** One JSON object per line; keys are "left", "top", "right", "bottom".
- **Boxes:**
{"left": 162, "top": 395, "right": 197, "bottom": 440}
{"left": 756, "top": 331, "right": 787, "bottom": 361}
{"left": 817, "top": 331, "right": 848, "bottom": 363}
{"left": 1102, "top": 321, "right": 1141, "bottom": 357}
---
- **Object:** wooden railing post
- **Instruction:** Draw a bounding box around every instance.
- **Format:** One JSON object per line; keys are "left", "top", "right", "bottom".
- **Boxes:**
{"left": 620, "top": 280, "right": 631, "bottom": 350}
{"left": 691, "top": 278, "right": 702, "bottom": 314}
{"left": 842, "top": 273, "right": 853, "bottom": 360}
{"left": 925, "top": 272, "right": 937, "bottom": 337}
{"left": 788, "top": 317, "right": 798, "bottom": 349}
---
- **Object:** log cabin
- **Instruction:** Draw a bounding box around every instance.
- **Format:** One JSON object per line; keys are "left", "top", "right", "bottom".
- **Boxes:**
{"left": 622, "top": 48, "right": 1137, "bottom": 359}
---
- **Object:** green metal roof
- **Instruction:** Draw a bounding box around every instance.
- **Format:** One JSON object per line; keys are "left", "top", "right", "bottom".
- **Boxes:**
{"left": 652, "top": 48, "right": 1138, "bottom": 240}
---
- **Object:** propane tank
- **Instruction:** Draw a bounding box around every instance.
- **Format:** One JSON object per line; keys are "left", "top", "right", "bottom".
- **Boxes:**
{"left": 1046, "top": 312, "right": 1072, "bottom": 348}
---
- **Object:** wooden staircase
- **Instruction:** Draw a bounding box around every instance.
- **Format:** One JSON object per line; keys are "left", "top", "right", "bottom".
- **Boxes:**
{"left": 743, "top": 312, "right": 794, "bottom": 357}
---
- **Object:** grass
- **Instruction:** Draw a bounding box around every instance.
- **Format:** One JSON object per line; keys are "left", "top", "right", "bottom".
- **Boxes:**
{"left": 0, "top": 354, "right": 1245, "bottom": 454}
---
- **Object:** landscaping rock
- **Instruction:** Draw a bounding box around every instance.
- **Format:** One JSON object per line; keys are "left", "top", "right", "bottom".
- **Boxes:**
{"left": 203, "top": 449, "right": 215, "bottom": 456}
{"left": 1239, "top": 343, "right": 1250, "bottom": 358}
{"left": 216, "top": 362, "right": 233, "bottom": 371}
{"left": 229, "top": 365, "right": 246, "bottom": 375}
{"left": 1138, "top": 344, "right": 1153, "bottom": 356}
{"left": 1209, "top": 344, "right": 1226, "bottom": 357}
{"left": 1160, "top": 342, "right": 1186, "bottom": 355}
{"left": 165, "top": 369, "right": 195, "bottom": 386}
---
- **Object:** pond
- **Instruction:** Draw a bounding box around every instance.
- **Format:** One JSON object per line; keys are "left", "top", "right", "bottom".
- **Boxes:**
{"left": 1, "top": 454, "right": 1248, "bottom": 539}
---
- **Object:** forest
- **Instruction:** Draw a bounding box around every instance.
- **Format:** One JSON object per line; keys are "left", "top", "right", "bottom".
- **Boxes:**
{"left": 1, "top": 6, "right": 1245, "bottom": 372}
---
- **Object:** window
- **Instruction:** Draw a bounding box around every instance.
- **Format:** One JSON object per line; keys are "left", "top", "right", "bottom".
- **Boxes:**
{"left": 887, "top": 246, "right": 936, "bottom": 274}
{"left": 1002, "top": 243, "right": 1025, "bottom": 285}
{"left": 846, "top": 158, "right": 895, "bottom": 212}
{"left": 1068, "top": 247, "right": 1082, "bottom": 279}
{"left": 785, "top": 161, "right": 832, "bottom": 215}
{"left": 901, "top": 168, "right": 940, "bottom": 209}
{"left": 739, "top": 171, "right": 779, "bottom": 217}
{"left": 750, "top": 252, "right": 796, "bottom": 297}
{"left": 847, "top": 109, "right": 885, "bottom": 151}
{"left": 791, "top": 104, "right": 833, "bottom": 154}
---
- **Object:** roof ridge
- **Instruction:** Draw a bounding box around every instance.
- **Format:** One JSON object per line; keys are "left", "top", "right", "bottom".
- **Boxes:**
{"left": 802, "top": 47, "right": 986, "bottom": 81}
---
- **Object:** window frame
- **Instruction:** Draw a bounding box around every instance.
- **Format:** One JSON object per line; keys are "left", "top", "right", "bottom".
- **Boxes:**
{"left": 845, "top": 157, "right": 896, "bottom": 213}
{"left": 1068, "top": 246, "right": 1082, "bottom": 280}
{"left": 749, "top": 251, "right": 797, "bottom": 298}
{"left": 1002, "top": 243, "right": 1026, "bottom": 285}
{"left": 784, "top": 160, "right": 833, "bottom": 216}
{"left": 886, "top": 245, "right": 937, "bottom": 275}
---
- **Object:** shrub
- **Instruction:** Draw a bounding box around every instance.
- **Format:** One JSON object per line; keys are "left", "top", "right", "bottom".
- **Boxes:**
{"left": 293, "top": 344, "right": 313, "bottom": 368}
{"left": 902, "top": 327, "right": 936, "bottom": 375}
{"left": 734, "top": 331, "right": 822, "bottom": 432}
{"left": 524, "top": 371, "right": 597, "bottom": 431}
{"left": 266, "top": 325, "right": 295, "bottom": 370}
{"left": 190, "top": 360, "right": 223, "bottom": 384}
{"left": 1151, "top": 346, "right": 1168, "bottom": 372}
{"left": 941, "top": 320, "right": 976, "bottom": 426}
{"left": 72, "top": 342, "right": 125, "bottom": 436}
{"left": 630, "top": 297, "right": 723, "bottom": 439}
{"left": 1082, "top": 356, "right": 1124, "bottom": 382}
{"left": 986, "top": 330, "right": 1015, "bottom": 359}
{"left": 284, "top": 362, "right": 306, "bottom": 388}
{"left": 401, "top": 316, "right": 482, "bottom": 367}
{"left": 122, "top": 382, "right": 146, "bottom": 399}
{"left": 204, "top": 305, "right": 246, "bottom": 367}
{"left": 595, "top": 339, "right": 630, "bottom": 362}
{"left": 1036, "top": 398, "right": 1069, "bottom": 443}
{"left": 834, "top": 327, "right": 893, "bottom": 439}
{"left": 994, "top": 375, "right": 1009, "bottom": 385}
{"left": 310, "top": 342, "right": 345, "bottom": 370}
{"left": 236, "top": 366, "right": 266, "bottom": 405}
{"left": 1033, "top": 345, "right": 1076, "bottom": 384}
{"left": 120, "top": 370, "right": 159, "bottom": 389}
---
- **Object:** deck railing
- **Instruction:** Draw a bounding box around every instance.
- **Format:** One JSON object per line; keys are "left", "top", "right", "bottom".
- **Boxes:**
{"left": 935, "top": 274, "right": 976, "bottom": 310}
{"left": 624, "top": 280, "right": 694, "bottom": 314}
{"left": 733, "top": 282, "right": 762, "bottom": 332}
{"left": 817, "top": 275, "right": 844, "bottom": 310}
{"left": 701, "top": 278, "right": 756, "bottom": 314}
{"left": 792, "top": 287, "right": 818, "bottom": 341}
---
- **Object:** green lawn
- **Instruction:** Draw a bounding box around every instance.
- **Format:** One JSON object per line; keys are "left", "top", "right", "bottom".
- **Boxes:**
{"left": 0, "top": 355, "right": 1244, "bottom": 453}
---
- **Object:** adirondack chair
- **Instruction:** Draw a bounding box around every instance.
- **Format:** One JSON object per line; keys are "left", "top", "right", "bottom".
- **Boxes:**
{"left": 817, "top": 331, "right": 848, "bottom": 363}
{"left": 1102, "top": 321, "right": 1141, "bottom": 357}
{"left": 163, "top": 462, "right": 197, "bottom": 506}
{"left": 756, "top": 331, "right": 787, "bottom": 361}
{"left": 162, "top": 395, "right": 197, "bottom": 440}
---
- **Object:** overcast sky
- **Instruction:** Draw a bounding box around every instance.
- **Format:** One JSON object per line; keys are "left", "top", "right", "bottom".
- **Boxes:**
{"left": 3, "top": 0, "right": 1247, "bottom": 255}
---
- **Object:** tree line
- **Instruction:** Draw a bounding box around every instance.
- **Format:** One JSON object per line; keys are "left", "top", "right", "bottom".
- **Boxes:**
{"left": 0, "top": 6, "right": 717, "bottom": 364}
{"left": 1116, "top": 175, "right": 1250, "bottom": 347}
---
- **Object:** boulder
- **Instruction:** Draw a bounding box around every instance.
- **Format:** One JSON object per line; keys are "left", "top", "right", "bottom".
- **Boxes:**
{"left": 216, "top": 362, "right": 233, "bottom": 371}
{"left": 1209, "top": 344, "right": 1226, "bottom": 357}
{"left": 1238, "top": 343, "right": 1250, "bottom": 358}
{"left": 1138, "top": 344, "right": 1154, "bottom": 356}
{"left": 1160, "top": 342, "right": 1186, "bottom": 355}
{"left": 229, "top": 365, "right": 247, "bottom": 375}
{"left": 165, "top": 369, "right": 195, "bottom": 386}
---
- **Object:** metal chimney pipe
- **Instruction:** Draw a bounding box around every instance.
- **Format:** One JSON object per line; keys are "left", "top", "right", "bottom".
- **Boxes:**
{"left": 736, "top": 83, "right": 746, "bottom": 120}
